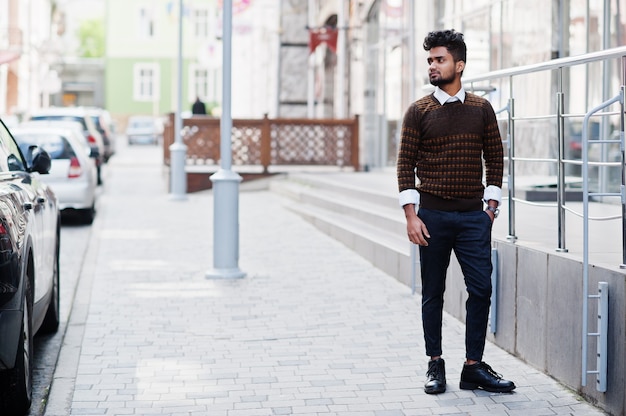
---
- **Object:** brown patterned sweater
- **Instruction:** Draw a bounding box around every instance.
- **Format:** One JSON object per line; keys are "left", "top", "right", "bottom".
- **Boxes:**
{"left": 396, "top": 92, "right": 504, "bottom": 211}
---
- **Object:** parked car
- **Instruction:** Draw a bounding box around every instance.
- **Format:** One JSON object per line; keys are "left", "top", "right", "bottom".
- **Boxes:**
{"left": 0, "top": 118, "right": 60, "bottom": 414}
{"left": 19, "top": 119, "right": 101, "bottom": 173}
{"left": 11, "top": 124, "right": 98, "bottom": 224}
{"left": 86, "top": 107, "right": 116, "bottom": 162}
{"left": 125, "top": 115, "right": 162, "bottom": 145}
{"left": 28, "top": 107, "right": 105, "bottom": 184}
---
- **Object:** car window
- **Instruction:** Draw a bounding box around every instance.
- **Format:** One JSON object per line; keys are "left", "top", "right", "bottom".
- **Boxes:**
{"left": 91, "top": 115, "right": 104, "bottom": 130}
{"left": 0, "top": 121, "right": 26, "bottom": 172}
{"left": 13, "top": 133, "right": 75, "bottom": 160}
{"left": 131, "top": 119, "right": 153, "bottom": 128}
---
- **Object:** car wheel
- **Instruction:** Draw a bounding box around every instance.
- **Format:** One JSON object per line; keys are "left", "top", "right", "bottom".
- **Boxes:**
{"left": 41, "top": 233, "right": 61, "bottom": 333}
{"left": 80, "top": 204, "right": 96, "bottom": 225}
{"left": 0, "top": 278, "right": 34, "bottom": 414}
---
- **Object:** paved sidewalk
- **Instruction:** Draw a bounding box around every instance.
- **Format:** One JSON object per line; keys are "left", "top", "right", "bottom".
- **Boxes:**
{"left": 45, "top": 144, "right": 606, "bottom": 415}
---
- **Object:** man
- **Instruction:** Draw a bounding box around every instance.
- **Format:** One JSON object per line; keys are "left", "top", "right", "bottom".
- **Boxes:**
{"left": 192, "top": 96, "right": 207, "bottom": 115}
{"left": 396, "top": 29, "right": 515, "bottom": 395}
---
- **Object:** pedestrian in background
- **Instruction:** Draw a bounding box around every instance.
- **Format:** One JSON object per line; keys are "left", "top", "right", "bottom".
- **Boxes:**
{"left": 396, "top": 29, "right": 515, "bottom": 395}
{"left": 192, "top": 96, "right": 206, "bottom": 115}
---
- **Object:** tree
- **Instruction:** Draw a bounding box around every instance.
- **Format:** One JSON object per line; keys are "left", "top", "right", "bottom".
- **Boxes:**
{"left": 77, "top": 19, "right": 104, "bottom": 58}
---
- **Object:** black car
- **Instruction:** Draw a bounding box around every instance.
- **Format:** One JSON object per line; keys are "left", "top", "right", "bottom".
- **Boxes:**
{"left": 0, "top": 119, "right": 60, "bottom": 414}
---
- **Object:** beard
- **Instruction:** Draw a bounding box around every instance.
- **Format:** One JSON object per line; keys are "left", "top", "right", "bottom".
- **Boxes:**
{"left": 429, "top": 72, "right": 455, "bottom": 87}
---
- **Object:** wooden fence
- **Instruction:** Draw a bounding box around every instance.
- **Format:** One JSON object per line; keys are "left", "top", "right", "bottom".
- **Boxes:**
{"left": 162, "top": 113, "right": 360, "bottom": 173}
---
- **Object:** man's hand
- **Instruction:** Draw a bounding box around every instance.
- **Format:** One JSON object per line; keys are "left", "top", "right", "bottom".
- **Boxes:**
{"left": 403, "top": 204, "right": 430, "bottom": 246}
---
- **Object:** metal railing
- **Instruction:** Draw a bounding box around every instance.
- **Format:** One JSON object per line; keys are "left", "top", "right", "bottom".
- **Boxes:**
{"left": 463, "top": 46, "right": 626, "bottom": 261}
{"left": 580, "top": 86, "right": 623, "bottom": 392}
{"left": 462, "top": 46, "right": 626, "bottom": 393}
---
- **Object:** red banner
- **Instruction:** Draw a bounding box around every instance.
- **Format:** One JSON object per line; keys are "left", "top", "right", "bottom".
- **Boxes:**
{"left": 309, "top": 28, "right": 338, "bottom": 54}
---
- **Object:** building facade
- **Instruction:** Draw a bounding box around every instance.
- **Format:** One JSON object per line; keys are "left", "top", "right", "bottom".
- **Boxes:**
{"left": 103, "top": 0, "right": 280, "bottom": 125}
{"left": 0, "top": 0, "right": 59, "bottom": 119}
{"left": 2, "top": 0, "right": 623, "bottom": 159}
{"left": 305, "top": 0, "right": 625, "bottom": 170}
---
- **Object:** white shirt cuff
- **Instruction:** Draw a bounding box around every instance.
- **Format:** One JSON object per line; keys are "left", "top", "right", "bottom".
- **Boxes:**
{"left": 399, "top": 189, "right": 420, "bottom": 208}
{"left": 483, "top": 186, "right": 502, "bottom": 205}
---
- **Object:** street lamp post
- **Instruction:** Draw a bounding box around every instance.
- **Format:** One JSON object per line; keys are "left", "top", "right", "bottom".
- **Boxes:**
{"left": 206, "top": 0, "right": 246, "bottom": 279}
{"left": 169, "top": 0, "right": 188, "bottom": 200}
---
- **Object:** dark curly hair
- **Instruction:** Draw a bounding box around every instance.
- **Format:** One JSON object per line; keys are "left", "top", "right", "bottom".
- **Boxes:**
{"left": 423, "top": 29, "right": 467, "bottom": 64}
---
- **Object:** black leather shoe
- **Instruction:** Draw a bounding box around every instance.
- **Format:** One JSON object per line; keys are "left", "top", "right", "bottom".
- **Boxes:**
{"left": 424, "top": 358, "right": 446, "bottom": 394}
{"left": 460, "top": 361, "right": 516, "bottom": 393}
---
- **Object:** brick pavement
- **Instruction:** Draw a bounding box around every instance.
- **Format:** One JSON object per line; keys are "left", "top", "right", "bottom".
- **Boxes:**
{"left": 45, "top": 144, "right": 606, "bottom": 415}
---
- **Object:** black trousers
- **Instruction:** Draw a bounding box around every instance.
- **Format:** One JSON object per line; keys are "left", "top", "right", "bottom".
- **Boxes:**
{"left": 418, "top": 208, "right": 493, "bottom": 361}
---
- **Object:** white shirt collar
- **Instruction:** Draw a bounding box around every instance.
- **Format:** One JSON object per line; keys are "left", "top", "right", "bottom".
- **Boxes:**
{"left": 433, "top": 86, "right": 466, "bottom": 105}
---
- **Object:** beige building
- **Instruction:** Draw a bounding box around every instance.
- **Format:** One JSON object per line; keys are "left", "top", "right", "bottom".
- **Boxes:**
{"left": 292, "top": 0, "right": 624, "bottom": 168}
{"left": 0, "top": 0, "right": 61, "bottom": 118}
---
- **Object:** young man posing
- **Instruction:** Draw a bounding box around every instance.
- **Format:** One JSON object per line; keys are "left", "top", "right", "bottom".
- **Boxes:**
{"left": 396, "top": 29, "right": 515, "bottom": 394}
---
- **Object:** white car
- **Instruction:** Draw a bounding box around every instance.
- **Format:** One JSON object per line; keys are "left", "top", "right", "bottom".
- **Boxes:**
{"left": 125, "top": 115, "right": 162, "bottom": 145}
{"left": 11, "top": 125, "right": 98, "bottom": 224}
{"left": 19, "top": 119, "right": 102, "bottom": 167}
{"left": 28, "top": 107, "right": 106, "bottom": 184}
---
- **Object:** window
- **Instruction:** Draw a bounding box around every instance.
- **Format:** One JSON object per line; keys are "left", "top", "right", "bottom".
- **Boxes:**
{"left": 138, "top": 6, "right": 155, "bottom": 38}
{"left": 188, "top": 65, "right": 222, "bottom": 111}
{"left": 193, "top": 8, "right": 210, "bottom": 38}
{"left": 207, "top": 67, "right": 222, "bottom": 105}
{"left": 13, "top": 133, "right": 75, "bottom": 160}
{"left": 0, "top": 122, "right": 25, "bottom": 172}
{"left": 189, "top": 65, "right": 210, "bottom": 103}
{"left": 133, "top": 63, "right": 160, "bottom": 102}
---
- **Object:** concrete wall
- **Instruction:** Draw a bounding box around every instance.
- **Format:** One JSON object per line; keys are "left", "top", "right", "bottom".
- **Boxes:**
{"left": 442, "top": 239, "right": 626, "bottom": 415}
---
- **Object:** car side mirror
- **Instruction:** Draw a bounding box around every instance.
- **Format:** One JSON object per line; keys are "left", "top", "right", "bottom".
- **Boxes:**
{"left": 29, "top": 146, "right": 51, "bottom": 174}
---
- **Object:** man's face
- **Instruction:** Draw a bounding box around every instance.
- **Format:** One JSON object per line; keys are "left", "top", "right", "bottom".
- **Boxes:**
{"left": 427, "top": 46, "right": 463, "bottom": 87}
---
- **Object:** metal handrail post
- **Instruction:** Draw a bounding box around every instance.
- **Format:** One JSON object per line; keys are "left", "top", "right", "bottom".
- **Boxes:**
{"left": 619, "top": 84, "right": 626, "bottom": 269}
{"left": 507, "top": 96, "right": 517, "bottom": 241}
{"left": 619, "top": 56, "right": 626, "bottom": 269}
{"left": 581, "top": 92, "right": 622, "bottom": 387}
{"left": 556, "top": 91, "right": 568, "bottom": 252}
{"left": 581, "top": 97, "right": 591, "bottom": 387}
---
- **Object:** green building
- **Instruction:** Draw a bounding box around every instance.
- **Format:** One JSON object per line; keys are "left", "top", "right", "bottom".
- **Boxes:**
{"left": 104, "top": 0, "right": 221, "bottom": 123}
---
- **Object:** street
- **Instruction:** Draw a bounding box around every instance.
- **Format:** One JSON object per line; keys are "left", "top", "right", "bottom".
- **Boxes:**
{"left": 25, "top": 135, "right": 147, "bottom": 415}
{"left": 27, "top": 217, "right": 92, "bottom": 415}
{"left": 25, "top": 134, "right": 162, "bottom": 416}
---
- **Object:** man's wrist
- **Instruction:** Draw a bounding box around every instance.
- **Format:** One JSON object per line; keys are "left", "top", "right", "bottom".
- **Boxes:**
{"left": 484, "top": 198, "right": 498, "bottom": 206}
{"left": 486, "top": 205, "right": 500, "bottom": 218}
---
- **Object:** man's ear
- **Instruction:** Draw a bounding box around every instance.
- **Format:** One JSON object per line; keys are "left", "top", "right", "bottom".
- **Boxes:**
{"left": 457, "top": 61, "right": 465, "bottom": 73}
